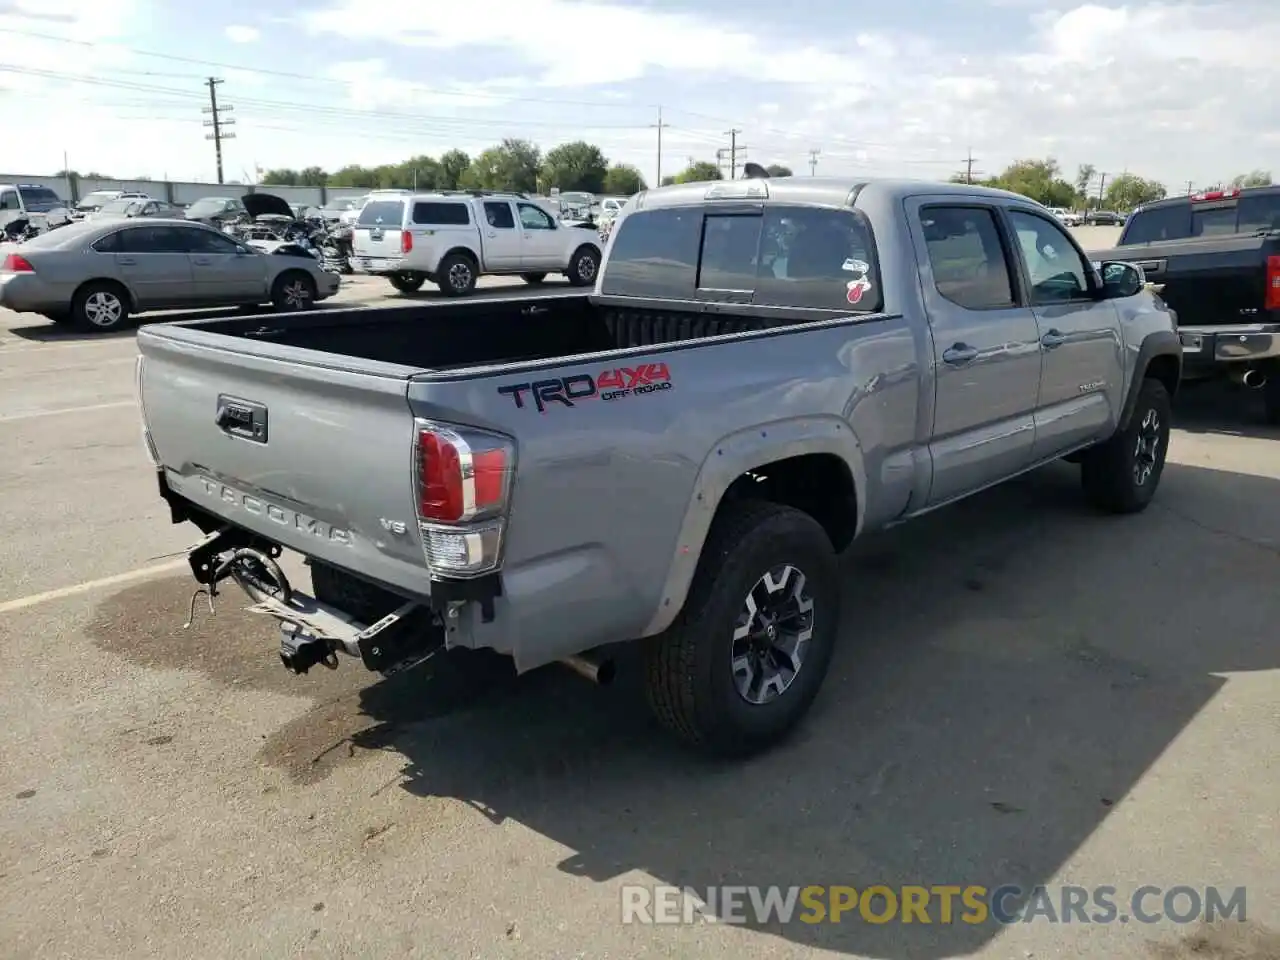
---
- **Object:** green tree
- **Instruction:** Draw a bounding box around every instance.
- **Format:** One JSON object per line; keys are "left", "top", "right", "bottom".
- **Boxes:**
{"left": 400, "top": 155, "right": 441, "bottom": 191}
{"left": 985, "top": 158, "right": 1075, "bottom": 207}
{"left": 660, "top": 175, "right": 677, "bottom": 186}
{"left": 461, "top": 139, "right": 542, "bottom": 192}
{"left": 438, "top": 150, "right": 471, "bottom": 190}
{"left": 1230, "top": 170, "right": 1272, "bottom": 188}
{"left": 297, "top": 166, "right": 328, "bottom": 187}
{"left": 1104, "top": 174, "right": 1166, "bottom": 210}
{"left": 262, "top": 169, "right": 300, "bottom": 185}
{"left": 541, "top": 141, "right": 609, "bottom": 193}
{"left": 765, "top": 164, "right": 793, "bottom": 177}
{"left": 672, "top": 161, "right": 723, "bottom": 184}
{"left": 1075, "top": 163, "right": 1096, "bottom": 206}
{"left": 327, "top": 165, "right": 379, "bottom": 188}
{"left": 602, "top": 163, "right": 646, "bottom": 195}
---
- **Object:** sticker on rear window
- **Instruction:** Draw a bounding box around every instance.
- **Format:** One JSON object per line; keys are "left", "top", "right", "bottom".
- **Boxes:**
{"left": 842, "top": 259, "right": 873, "bottom": 304}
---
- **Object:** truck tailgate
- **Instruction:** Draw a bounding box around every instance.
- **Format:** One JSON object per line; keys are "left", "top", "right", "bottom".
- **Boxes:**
{"left": 137, "top": 327, "right": 432, "bottom": 597}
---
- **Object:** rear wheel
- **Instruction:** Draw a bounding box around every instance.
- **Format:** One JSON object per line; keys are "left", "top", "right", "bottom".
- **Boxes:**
{"left": 521, "top": 272, "right": 547, "bottom": 285}
{"left": 642, "top": 500, "right": 840, "bottom": 757}
{"left": 1080, "top": 378, "right": 1172, "bottom": 513}
{"left": 436, "top": 252, "right": 477, "bottom": 296}
{"left": 271, "top": 271, "right": 317, "bottom": 311}
{"left": 389, "top": 272, "right": 425, "bottom": 293}
{"left": 70, "top": 281, "right": 131, "bottom": 332}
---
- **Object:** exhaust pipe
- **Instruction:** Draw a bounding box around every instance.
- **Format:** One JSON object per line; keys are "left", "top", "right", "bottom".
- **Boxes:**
{"left": 560, "top": 652, "right": 616, "bottom": 685}
{"left": 1242, "top": 368, "right": 1268, "bottom": 389}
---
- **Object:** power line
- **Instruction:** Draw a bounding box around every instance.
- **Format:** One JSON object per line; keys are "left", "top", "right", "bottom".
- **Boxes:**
{"left": 202, "top": 77, "right": 234, "bottom": 185}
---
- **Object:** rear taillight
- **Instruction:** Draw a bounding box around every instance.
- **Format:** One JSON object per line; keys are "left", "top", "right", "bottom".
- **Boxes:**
{"left": 1, "top": 254, "right": 34, "bottom": 273}
{"left": 413, "top": 420, "right": 516, "bottom": 577}
{"left": 1267, "top": 256, "right": 1280, "bottom": 311}
{"left": 401, "top": 230, "right": 412, "bottom": 254}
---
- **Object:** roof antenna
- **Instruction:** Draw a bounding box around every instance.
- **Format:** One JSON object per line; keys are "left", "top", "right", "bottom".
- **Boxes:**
{"left": 741, "top": 162, "right": 769, "bottom": 179}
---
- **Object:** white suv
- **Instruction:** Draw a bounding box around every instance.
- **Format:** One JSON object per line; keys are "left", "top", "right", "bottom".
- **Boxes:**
{"left": 349, "top": 191, "right": 602, "bottom": 295}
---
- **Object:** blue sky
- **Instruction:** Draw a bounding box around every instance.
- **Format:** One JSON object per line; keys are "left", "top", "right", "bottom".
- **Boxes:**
{"left": 1, "top": 0, "right": 1277, "bottom": 190}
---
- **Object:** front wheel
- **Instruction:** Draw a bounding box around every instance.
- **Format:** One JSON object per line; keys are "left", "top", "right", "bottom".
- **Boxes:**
{"left": 271, "top": 272, "right": 317, "bottom": 312}
{"left": 1080, "top": 378, "right": 1172, "bottom": 513}
{"left": 566, "top": 246, "right": 600, "bottom": 286}
{"left": 642, "top": 500, "right": 840, "bottom": 757}
{"left": 389, "top": 272, "right": 425, "bottom": 293}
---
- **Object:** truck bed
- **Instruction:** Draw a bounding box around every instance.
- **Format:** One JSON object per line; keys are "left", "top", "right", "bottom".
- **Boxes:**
{"left": 1086, "top": 232, "right": 1280, "bottom": 328}
{"left": 178, "top": 293, "right": 789, "bottom": 372}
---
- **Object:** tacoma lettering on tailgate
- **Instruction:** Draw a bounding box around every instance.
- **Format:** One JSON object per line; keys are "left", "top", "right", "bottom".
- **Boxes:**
{"left": 197, "top": 477, "right": 352, "bottom": 545}
{"left": 497, "top": 362, "right": 673, "bottom": 413}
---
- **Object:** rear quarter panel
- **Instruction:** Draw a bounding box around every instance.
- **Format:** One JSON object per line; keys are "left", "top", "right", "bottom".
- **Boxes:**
{"left": 409, "top": 316, "right": 922, "bottom": 670}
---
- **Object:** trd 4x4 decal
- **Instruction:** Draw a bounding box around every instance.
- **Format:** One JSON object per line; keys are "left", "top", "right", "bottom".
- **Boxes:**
{"left": 498, "top": 362, "right": 673, "bottom": 413}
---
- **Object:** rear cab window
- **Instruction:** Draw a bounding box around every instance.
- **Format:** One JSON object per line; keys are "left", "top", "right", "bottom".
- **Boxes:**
{"left": 412, "top": 201, "right": 470, "bottom": 226}
{"left": 601, "top": 203, "right": 882, "bottom": 312}
{"left": 358, "top": 200, "right": 407, "bottom": 227}
{"left": 1123, "top": 189, "right": 1280, "bottom": 243}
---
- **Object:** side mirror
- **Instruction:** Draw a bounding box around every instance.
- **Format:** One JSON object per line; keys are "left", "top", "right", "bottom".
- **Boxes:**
{"left": 1099, "top": 261, "right": 1144, "bottom": 299}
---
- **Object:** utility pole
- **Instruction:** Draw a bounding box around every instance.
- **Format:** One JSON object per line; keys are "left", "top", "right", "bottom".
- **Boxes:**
{"left": 725, "top": 128, "right": 742, "bottom": 179}
{"left": 1096, "top": 172, "right": 1107, "bottom": 207}
{"left": 964, "top": 147, "right": 980, "bottom": 185}
{"left": 650, "top": 107, "right": 670, "bottom": 186}
{"left": 808, "top": 148, "right": 820, "bottom": 176}
{"left": 202, "top": 77, "right": 235, "bottom": 185}
{"left": 1185, "top": 180, "right": 1194, "bottom": 195}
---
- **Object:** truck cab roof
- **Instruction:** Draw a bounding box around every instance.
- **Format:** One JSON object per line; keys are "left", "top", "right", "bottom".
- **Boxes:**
{"left": 630, "top": 176, "right": 1041, "bottom": 212}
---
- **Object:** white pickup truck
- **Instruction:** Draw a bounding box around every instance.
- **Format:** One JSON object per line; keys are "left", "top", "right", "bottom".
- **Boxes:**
{"left": 350, "top": 190, "right": 603, "bottom": 296}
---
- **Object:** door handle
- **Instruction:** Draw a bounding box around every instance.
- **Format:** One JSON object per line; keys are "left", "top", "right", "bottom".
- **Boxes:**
{"left": 191, "top": 257, "right": 211, "bottom": 266}
{"left": 942, "top": 343, "right": 978, "bottom": 365}
{"left": 116, "top": 257, "right": 137, "bottom": 265}
{"left": 487, "top": 231, "right": 497, "bottom": 238}
{"left": 1041, "top": 329, "right": 1068, "bottom": 349}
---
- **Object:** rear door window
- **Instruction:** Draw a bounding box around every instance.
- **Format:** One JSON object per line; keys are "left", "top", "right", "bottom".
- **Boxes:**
{"left": 483, "top": 201, "right": 515, "bottom": 229}
{"left": 358, "top": 200, "right": 406, "bottom": 227}
{"left": 919, "top": 206, "right": 1016, "bottom": 310}
{"left": 412, "top": 201, "right": 470, "bottom": 226}
{"left": 116, "top": 226, "right": 188, "bottom": 253}
{"left": 1121, "top": 204, "right": 1191, "bottom": 243}
{"left": 599, "top": 207, "right": 701, "bottom": 298}
{"left": 754, "top": 206, "right": 882, "bottom": 311}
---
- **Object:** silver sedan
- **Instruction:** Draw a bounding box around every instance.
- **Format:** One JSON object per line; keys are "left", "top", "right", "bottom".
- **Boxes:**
{"left": 0, "top": 218, "right": 340, "bottom": 332}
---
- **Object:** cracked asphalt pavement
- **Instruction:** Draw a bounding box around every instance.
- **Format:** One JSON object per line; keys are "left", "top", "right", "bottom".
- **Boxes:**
{"left": 0, "top": 273, "right": 1276, "bottom": 959}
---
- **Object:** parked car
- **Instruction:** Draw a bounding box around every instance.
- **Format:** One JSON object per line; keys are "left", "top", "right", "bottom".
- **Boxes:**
{"left": 0, "top": 183, "right": 71, "bottom": 233}
{"left": 1086, "top": 185, "right": 1280, "bottom": 421}
{"left": 94, "top": 198, "right": 185, "bottom": 220}
{"left": 133, "top": 175, "right": 1181, "bottom": 756}
{"left": 336, "top": 190, "right": 412, "bottom": 227}
{"left": 0, "top": 217, "right": 339, "bottom": 332}
{"left": 350, "top": 190, "right": 601, "bottom": 294}
{"left": 185, "top": 196, "right": 248, "bottom": 225}
{"left": 1084, "top": 209, "right": 1125, "bottom": 226}
{"left": 1062, "top": 210, "right": 1085, "bottom": 227}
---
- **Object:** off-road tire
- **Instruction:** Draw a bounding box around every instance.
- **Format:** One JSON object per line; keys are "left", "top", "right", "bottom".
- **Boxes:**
{"left": 521, "top": 272, "right": 547, "bottom": 285}
{"left": 70, "top": 280, "right": 131, "bottom": 332}
{"left": 566, "top": 245, "right": 600, "bottom": 287}
{"left": 271, "top": 271, "right": 317, "bottom": 312}
{"left": 1080, "top": 377, "right": 1172, "bottom": 514}
{"left": 436, "top": 252, "right": 478, "bottom": 296}
{"left": 389, "top": 272, "right": 425, "bottom": 293}
{"left": 642, "top": 500, "right": 840, "bottom": 757}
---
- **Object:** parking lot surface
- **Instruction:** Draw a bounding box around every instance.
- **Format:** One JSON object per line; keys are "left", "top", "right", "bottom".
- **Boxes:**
{"left": 1, "top": 270, "right": 1277, "bottom": 959}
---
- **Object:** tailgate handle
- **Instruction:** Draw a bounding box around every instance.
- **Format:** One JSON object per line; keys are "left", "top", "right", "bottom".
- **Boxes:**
{"left": 215, "top": 394, "right": 268, "bottom": 443}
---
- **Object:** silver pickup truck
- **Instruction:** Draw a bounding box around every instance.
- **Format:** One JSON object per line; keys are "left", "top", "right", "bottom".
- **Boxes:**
{"left": 135, "top": 175, "right": 1181, "bottom": 757}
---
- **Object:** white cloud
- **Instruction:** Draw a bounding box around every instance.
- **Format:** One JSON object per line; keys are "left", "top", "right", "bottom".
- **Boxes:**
{"left": 224, "top": 24, "right": 259, "bottom": 43}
